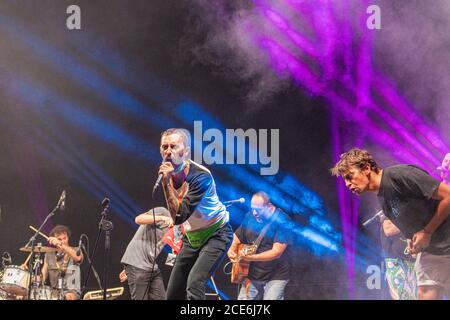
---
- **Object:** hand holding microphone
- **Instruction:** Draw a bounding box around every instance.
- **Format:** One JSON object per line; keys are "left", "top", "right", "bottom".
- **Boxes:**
{"left": 159, "top": 161, "right": 175, "bottom": 178}
{"left": 153, "top": 161, "right": 174, "bottom": 194}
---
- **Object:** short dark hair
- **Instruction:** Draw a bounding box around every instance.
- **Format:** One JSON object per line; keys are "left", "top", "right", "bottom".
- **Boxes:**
{"left": 160, "top": 128, "right": 191, "bottom": 149}
{"left": 49, "top": 225, "right": 71, "bottom": 238}
{"left": 330, "top": 148, "right": 381, "bottom": 177}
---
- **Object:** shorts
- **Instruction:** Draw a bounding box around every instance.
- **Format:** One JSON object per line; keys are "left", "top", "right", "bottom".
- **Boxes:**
{"left": 415, "top": 252, "right": 450, "bottom": 291}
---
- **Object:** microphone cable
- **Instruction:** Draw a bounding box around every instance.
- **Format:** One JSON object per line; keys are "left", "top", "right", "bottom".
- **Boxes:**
{"left": 140, "top": 207, "right": 158, "bottom": 300}
{"left": 141, "top": 173, "right": 160, "bottom": 300}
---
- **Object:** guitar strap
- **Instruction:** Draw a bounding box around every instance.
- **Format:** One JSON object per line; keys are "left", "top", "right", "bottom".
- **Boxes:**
{"left": 253, "top": 210, "right": 279, "bottom": 248}
{"left": 243, "top": 210, "right": 280, "bottom": 298}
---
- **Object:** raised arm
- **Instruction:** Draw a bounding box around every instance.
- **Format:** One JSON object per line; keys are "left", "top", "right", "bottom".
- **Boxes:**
{"left": 135, "top": 212, "right": 173, "bottom": 226}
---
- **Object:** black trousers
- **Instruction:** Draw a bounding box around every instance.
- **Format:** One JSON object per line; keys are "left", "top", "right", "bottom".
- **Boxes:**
{"left": 166, "top": 223, "right": 233, "bottom": 300}
{"left": 124, "top": 265, "right": 165, "bottom": 300}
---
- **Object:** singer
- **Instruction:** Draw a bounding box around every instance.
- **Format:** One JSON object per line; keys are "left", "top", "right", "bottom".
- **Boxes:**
{"left": 331, "top": 148, "right": 450, "bottom": 300}
{"left": 41, "top": 225, "right": 83, "bottom": 300}
{"left": 157, "top": 128, "right": 233, "bottom": 300}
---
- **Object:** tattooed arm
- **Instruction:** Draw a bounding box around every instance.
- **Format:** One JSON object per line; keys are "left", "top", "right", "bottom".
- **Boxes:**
{"left": 162, "top": 177, "right": 181, "bottom": 222}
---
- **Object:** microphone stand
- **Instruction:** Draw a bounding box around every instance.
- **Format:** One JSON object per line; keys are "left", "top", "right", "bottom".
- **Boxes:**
{"left": 23, "top": 199, "right": 62, "bottom": 299}
{"left": 80, "top": 244, "right": 103, "bottom": 292}
{"left": 362, "top": 210, "right": 384, "bottom": 228}
{"left": 81, "top": 198, "right": 112, "bottom": 300}
{"left": 223, "top": 198, "right": 245, "bottom": 208}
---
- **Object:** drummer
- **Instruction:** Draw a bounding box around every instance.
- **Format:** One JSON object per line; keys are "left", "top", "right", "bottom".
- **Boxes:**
{"left": 41, "top": 225, "right": 83, "bottom": 300}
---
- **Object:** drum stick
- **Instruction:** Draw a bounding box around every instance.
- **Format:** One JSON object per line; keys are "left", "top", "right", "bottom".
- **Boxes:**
{"left": 29, "top": 225, "right": 49, "bottom": 240}
{"left": 22, "top": 252, "right": 32, "bottom": 266}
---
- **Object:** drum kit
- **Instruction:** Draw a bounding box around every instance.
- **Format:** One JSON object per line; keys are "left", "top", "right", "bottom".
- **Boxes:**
{"left": 1, "top": 193, "right": 85, "bottom": 301}
{"left": 0, "top": 231, "right": 70, "bottom": 300}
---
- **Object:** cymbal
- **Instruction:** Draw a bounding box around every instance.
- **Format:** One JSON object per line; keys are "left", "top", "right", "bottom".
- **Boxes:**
{"left": 20, "top": 246, "right": 57, "bottom": 253}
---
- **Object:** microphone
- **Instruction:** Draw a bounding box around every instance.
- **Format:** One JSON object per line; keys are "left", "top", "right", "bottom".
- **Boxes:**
{"left": 153, "top": 160, "right": 173, "bottom": 195}
{"left": 2, "top": 252, "right": 12, "bottom": 267}
{"left": 101, "top": 198, "right": 110, "bottom": 208}
{"left": 153, "top": 173, "right": 163, "bottom": 195}
{"left": 58, "top": 190, "right": 66, "bottom": 211}
{"left": 223, "top": 198, "right": 245, "bottom": 205}
{"left": 76, "top": 236, "right": 83, "bottom": 257}
{"left": 362, "top": 210, "right": 384, "bottom": 227}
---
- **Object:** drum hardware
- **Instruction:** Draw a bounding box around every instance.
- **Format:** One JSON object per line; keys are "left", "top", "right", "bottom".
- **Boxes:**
{"left": 56, "top": 275, "right": 66, "bottom": 300}
{"left": 29, "top": 285, "right": 58, "bottom": 300}
{"left": 29, "top": 249, "right": 46, "bottom": 300}
{"left": 23, "top": 191, "right": 65, "bottom": 300}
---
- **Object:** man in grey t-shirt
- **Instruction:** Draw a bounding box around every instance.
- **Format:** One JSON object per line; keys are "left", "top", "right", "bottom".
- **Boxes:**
{"left": 119, "top": 207, "right": 172, "bottom": 300}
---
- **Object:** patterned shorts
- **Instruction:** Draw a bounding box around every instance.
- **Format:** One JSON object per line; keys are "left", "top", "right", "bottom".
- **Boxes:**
{"left": 385, "top": 258, "right": 417, "bottom": 300}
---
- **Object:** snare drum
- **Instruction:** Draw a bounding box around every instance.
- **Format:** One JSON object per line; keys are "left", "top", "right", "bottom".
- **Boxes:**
{"left": 0, "top": 265, "right": 30, "bottom": 296}
{"left": 30, "top": 285, "right": 58, "bottom": 300}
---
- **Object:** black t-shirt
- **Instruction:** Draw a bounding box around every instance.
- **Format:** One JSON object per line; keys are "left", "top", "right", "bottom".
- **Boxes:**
{"left": 235, "top": 209, "right": 292, "bottom": 281}
{"left": 377, "top": 165, "right": 450, "bottom": 255}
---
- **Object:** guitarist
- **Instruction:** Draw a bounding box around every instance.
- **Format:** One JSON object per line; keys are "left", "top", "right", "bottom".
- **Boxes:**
{"left": 227, "top": 192, "right": 292, "bottom": 300}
